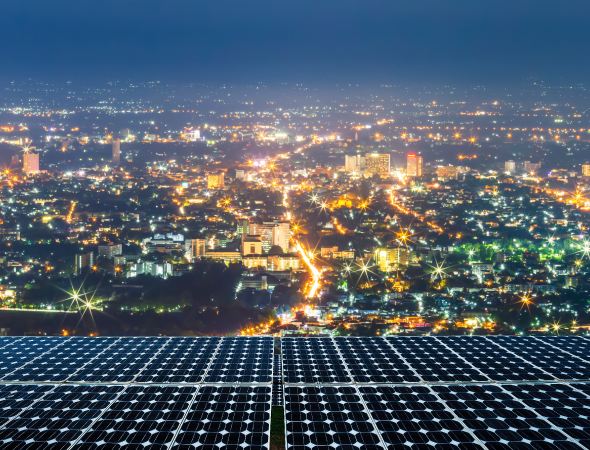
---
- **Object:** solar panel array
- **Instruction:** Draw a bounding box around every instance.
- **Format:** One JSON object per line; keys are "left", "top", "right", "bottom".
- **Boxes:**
{"left": 282, "top": 336, "right": 590, "bottom": 450}
{"left": 0, "top": 335, "right": 588, "bottom": 449}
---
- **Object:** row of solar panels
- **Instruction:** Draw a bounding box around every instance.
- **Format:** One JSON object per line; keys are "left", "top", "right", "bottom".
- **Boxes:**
{"left": 0, "top": 336, "right": 273, "bottom": 384}
{"left": 1, "top": 335, "right": 590, "bottom": 385}
{"left": 282, "top": 336, "right": 590, "bottom": 384}
{"left": 285, "top": 382, "right": 590, "bottom": 450}
{"left": 0, "top": 383, "right": 271, "bottom": 449}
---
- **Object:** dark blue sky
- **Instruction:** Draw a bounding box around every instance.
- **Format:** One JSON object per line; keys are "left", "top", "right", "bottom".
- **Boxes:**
{"left": 3, "top": 0, "right": 589, "bottom": 84}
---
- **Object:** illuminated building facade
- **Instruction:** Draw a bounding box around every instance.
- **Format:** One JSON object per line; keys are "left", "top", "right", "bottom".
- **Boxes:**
{"left": 23, "top": 152, "right": 39, "bottom": 173}
{"left": 365, "top": 153, "right": 390, "bottom": 176}
{"left": 406, "top": 153, "right": 422, "bottom": 177}
{"left": 207, "top": 172, "right": 225, "bottom": 189}
{"left": 112, "top": 139, "right": 120, "bottom": 166}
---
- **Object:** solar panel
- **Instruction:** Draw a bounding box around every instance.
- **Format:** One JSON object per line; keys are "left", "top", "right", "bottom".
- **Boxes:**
{"left": 203, "top": 337, "right": 272, "bottom": 384}
{"left": 387, "top": 337, "right": 490, "bottom": 383}
{"left": 171, "top": 385, "right": 271, "bottom": 450}
{"left": 502, "top": 383, "right": 590, "bottom": 448}
{"left": 0, "top": 337, "right": 70, "bottom": 378}
{"left": 440, "top": 336, "right": 554, "bottom": 382}
{"left": 282, "top": 338, "right": 351, "bottom": 384}
{"left": 335, "top": 337, "right": 420, "bottom": 384}
{"left": 67, "top": 337, "right": 168, "bottom": 383}
{"left": 134, "top": 337, "right": 221, "bottom": 384}
{"left": 76, "top": 385, "right": 197, "bottom": 449}
{"left": 432, "top": 384, "right": 580, "bottom": 448}
{"left": 3, "top": 337, "right": 119, "bottom": 383}
{"left": 489, "top": 336, "right": 590, "bottom": 381}
{"left": 360, "top": 385, "right": 482, "bottom": 448}
{"left": 0, "top": 384, "right": 55, "bottom": 429}
{"left": 284, "top": 386, "right": 383, "bottom": 450}
{"left": 0, "top": 384, "right": 124, "bottom": 448}
{"left": 534, "top": 336, "right": 590, "bottom": 365}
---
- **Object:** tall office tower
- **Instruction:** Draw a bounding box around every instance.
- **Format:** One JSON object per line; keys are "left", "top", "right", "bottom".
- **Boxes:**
{"left": 505, "top": 160, "right": 516, "bottom": 173}
{"left": 583, "top": 165, "right": 590, "bottom": 177}
{"left": 249, "top": 220, "right": 290, "bottom": 253}
{"left": 23, "top": 152, "right": 39, "bottom": 173}
{"left": 188, "top": 239, "right": 207, "bottom": 259}
{"left": 345, "top": 155, "right": 366, "bottom": 174}
{"left": 207, "top": 172, "right": 225, "bottom": 189}
{"left": 524, "top": 161, "right": 541, "bottom": 174}
{"left": 365, "top": 153, "right": 390, "bottom": 176}
{"left": 406, "top": 153, "right": 423, "bottom": 177}
{"left": 112, "top": 139, "right": 120, "bottom": 166}
{"left": 75, "top": 252, "right": 94, "bottom": 275}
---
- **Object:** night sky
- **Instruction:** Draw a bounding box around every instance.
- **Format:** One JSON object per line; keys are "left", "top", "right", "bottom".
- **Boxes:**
{"left": 3, "top": 0, "right": 589, "bottom": 84}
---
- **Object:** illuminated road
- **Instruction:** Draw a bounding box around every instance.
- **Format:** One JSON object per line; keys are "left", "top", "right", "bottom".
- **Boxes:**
{"left": 283, "top": 190, "right": 322, "bottom": 299}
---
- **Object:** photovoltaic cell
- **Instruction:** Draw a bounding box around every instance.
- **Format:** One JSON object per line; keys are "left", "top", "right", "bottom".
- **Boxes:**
{"left": 535, "top": 336, "right": 590, "bottom": 365}
{"left": 171, "top": 385, "right": 271, "bottom": 450}
{"left": 0, "top": 384, "right": 124, "bottom": 449}
{"left": 75, "top": 385, "right": 197, "bottom": 449}
{"left": 360, "top": 385, "right": 482, "bottom": 449}
{"left": 284, "top": 386, "right": 383, "bottom": 450}
{"left": 282, "top": 338, "right": 351, "bottom": 384}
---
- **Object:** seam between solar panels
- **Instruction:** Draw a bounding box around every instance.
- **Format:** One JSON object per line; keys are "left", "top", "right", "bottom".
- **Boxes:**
{"left": 381, "top": 336, "right": 427, "bottom": 384}
{"left": 434, "top": 336, "right": 496, "bottom": 383}
{"left": 165, "top": 384, "right": 201, "bottom": 450}
{"left": 0, "top": 337, "right": 72, "bottom": 382}
{"left": 484, "top": 336, "right": 561, "bottom": 382}
{"left": 0, "top": 383, "right": 61, "bottom": 434}
{"left": 331, "top": 336, "right": 355, "bottom": 384}
{"left": 128, "top": 336, "right": 172, "bottom": 384}
{"left": 65, "top": 384, "right": 130, "bottom": 449}
{"left": 0, "top": 337, "right": 24, "bottom": 350}
{"left": 531, "top": 336, "right": 590, "bottom": 367}
{"left": 494, "top": 383, "right": 587, "bottom": 449}
{"left": 353, "top": 385, "right": 389, "bottom": 450}
{"left": 422, "top": 384, "right": 491, "bottom": 449}
{"left": 63, "top": 337, "right": 124, "bottom": 384}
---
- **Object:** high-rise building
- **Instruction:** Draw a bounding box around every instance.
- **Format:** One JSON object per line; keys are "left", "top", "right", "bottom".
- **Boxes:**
{"left": 249, "top": 220, "right": 290, "bottom": 253}
{"left": 112, "top": 139, "right": 120, "bottom": 166}
{"left": 524, "top": 161, "right": 541, "bottom": 174}
{"left": 505, "top": 160, "right": 516, "bottom": 173}
{"left": 365, "top": 153, "right": 390, "bottom": 176}
{"left": 23, "top": 152, "right": 39, "bottom": 173}
{"left": 188, "top": 239, "right": 207, "bottom": 259}
{"left": 345, "top": 155, "right": 366, "bottom": 174}
{"left": 406, "top": 153, "right": 423, "bottom": 177}
{"left": 583, "top": 165, "right": 590, "bottom": 177}
{"left": 75, "top": 252, "right": 94, "bottom": 275}
{"left": 207, "top": 172, "right": 224, "bottom": 189}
